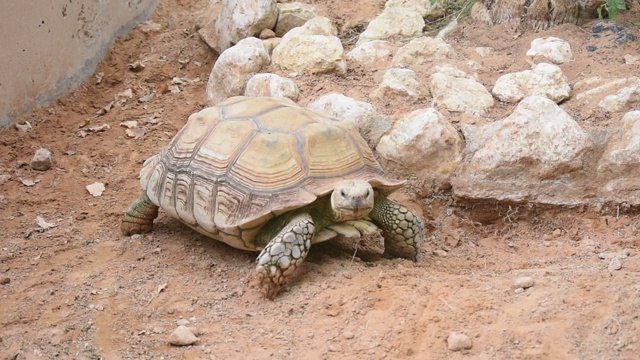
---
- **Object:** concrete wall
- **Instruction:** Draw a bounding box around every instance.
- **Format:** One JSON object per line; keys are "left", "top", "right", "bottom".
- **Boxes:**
{"left": 0, "top": 0, "right": 159, "bottom": 128}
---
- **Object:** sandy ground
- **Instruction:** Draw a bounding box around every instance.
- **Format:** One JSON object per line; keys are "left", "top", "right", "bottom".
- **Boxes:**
{"left": 1, "top": 0, "right": 640, "bottom": 359}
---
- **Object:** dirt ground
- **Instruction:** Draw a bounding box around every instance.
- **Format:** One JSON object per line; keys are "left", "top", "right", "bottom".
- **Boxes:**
{"left": 1, "top": 0, "right": 640, "bottom": 359}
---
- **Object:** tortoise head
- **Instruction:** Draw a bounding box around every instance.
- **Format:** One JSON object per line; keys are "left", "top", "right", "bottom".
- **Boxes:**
{"left": 330, "top": 180, "right": 374, "bottom": 221}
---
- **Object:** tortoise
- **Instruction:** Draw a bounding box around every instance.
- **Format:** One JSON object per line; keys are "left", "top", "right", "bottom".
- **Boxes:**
{"left": 121, "top": 96, "right": 425, "bottom": 299}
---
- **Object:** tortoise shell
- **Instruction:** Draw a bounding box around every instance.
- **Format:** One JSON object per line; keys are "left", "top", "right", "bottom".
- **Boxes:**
{"left": 140, "top": 96, "right": 403, "bottom": 250}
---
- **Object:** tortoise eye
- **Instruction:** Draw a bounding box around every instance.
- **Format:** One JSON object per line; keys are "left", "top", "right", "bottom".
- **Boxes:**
{"left": 365, "top": 189, "right": 370, "bottom": 198}
{"left": 340, "top": 190, "right": 346, "bottom": 198}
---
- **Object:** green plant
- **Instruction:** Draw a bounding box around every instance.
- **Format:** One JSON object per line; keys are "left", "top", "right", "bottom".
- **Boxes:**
{"left": 597, "top": 0, "right": 627, "bottom": 20}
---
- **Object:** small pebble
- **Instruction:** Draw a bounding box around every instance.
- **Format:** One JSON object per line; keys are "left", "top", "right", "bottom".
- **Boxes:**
{"left": 608, "top": 257, "right": 622, "bottom": 272}
{"left": 433, "top": 249, "right": 448, "bottom": 257}
{"left": 586, "top": 45, "right": 597, "bottom": 52}
{"left": 30, "top": 148, "right": 54, "bottom": 171}
{"left": 514, "top": 287, "right": 525, "bottom": 294}
{"left": 343, "top": 331, "right": 354, "bottom": 340}
{"left": 515, "top": 276, "right": 535, "bottom": 289}
{"left": 259, "top": 28, "right": 276, "bottom": 39}
{"left": 176, "top": 318, "right": 190, "bottom": 326}
{"left": 447, "top": 332, "right": 473, "bottom": 351}
{"left": 168, "top": 325, "right": 198, "bottom": 346}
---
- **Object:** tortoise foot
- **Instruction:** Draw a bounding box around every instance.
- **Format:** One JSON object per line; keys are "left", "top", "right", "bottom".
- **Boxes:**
{"left": 370, "top": 196, "right": 425, "bottom": 261}
{"left": 121, "top": 192, "right": 159, "bottom": 236}
{"left": 255, "top": 213, "right": 314, "bottom": 299}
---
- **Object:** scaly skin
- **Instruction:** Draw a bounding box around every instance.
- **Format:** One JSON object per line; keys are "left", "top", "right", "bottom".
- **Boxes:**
{"left": 367, "top": 194, "right": 425, "bottom": 261}
{"left": 255, "top": 213, "right": 314, "bottom": 299}
{"left": 121, "top": 192, "right": 159, "bottom": 235}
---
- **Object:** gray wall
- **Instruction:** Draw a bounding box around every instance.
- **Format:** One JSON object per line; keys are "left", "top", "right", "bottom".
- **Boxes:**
{"left": 0, "top": 0, "right": 160, "bottom": 128}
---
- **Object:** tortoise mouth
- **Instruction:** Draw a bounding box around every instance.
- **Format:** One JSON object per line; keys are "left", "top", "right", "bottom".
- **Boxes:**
{"left": 335, "top": 206, "right": 373, "bottom": 221}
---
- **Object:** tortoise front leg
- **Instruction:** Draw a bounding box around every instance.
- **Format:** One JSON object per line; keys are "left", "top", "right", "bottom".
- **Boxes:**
{"left": 121, "top": 192, "right": 159, "bottom": 236}
{"left": 255, "top": 213, "right": 314, "bottom": 299}
{"left": 368, "top": 194, "right": 425, "bottom": 261}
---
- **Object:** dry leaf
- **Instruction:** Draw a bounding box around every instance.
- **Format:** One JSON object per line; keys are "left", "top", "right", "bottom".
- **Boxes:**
{"left": 86, "top": 182, "right": 106, "bottom": 197}
{"left": 139, "top": 93, "right": 155, "bottom": 103}
{"left": 36, "top": 215, "right": 56, "bottom": 229}
{"left": 120, "top": 120, "right": 138, "bottom": 129}
{"left": 116, "top": 88, "right": 134, "bottom": 103}
{"left": 88, "top": 124, "right": 110, "bottom": 132}
{"left": 128, "top": 61, "right": 146, "bottom": 72}
{"left": 15, "top": 121, "right": 32, "bottom": 132}
{"left": 19, "top": 178, "right": 39, "bottom": 187}
{"left": 96, "top": 101, "right": 114, "bottom": 116}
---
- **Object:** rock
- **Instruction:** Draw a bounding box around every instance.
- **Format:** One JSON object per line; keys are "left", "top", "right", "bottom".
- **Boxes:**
{"left": 259, "top": 28, "right": 276, "bottom": 39}
{"left": 205, "top": 37, "right": 270, "bottom": 105}
{"left": 475, "top": 47, "right": 493, "bottom": 57}
{"left": 168, "top": 325, "right": 198, "bottom": 346}
{"left": 492, "top": 63, "right": 571, "bottom": 103}
{"left": 346, "top": 40, "right": 396, "bottom": 67}
{"left": 86, "top": 182, "right": 106, "bottom": 197}
{"left": 452, "top": 96, "right": 593, "bottom": 205}
{"left": 597, "top": 111, "right": 640, "bottom": 204}
{"left": 447, "top": 332, "right": 473, "bottom": 351}
{"left": 244, "top": 73, "right": 299, "bottom": 100}
{"left": 376, "top": 108, "right": 463, "bottom": 184}
{"left": 385, "top": 0, "right": 446, "bottom": 19}
{"left": 356, "top": 7, "right": 424, "bottom": 45}
{"left": 514, "top": 276, "right": 535, "bottom": 289}
{"left": 0, "top": 278, "right": 9, "bottom": 285}
{"left": 271, "top": 17, "right": 346, "bottom": 74}
{"left": 0, "top": 175, "right": 10, "bottom": 186}
{"left": 433, "top": 249, "right": 448, "bottom": 257}
{"left": 574, "top": 77, "right": 640, "bottom": 114}
{"left": 199, "top": 0, "right": 278, "bottom": 54}
{"left": 176, "top": 318, "right": 190, "bottom": 326}
{"left": 274, "top": 2, "right": 317, "bottom": 37}
{"left": 608, "top": 257, "right": 622, "bottom": 272}
{"left": 307, "top": 93, "right": 375, "bottom": 131}
{"left": 526, "top": 37, "right": 573, "bottom": 64}
{"left": 372, "top": 68, "right": 430, "bottom": 102}
{"left": 431, "top": 71, "right": 494, "bottom": 116}
{"left": 30, "top": 148, "right": 54, "bottom": 171}
{"left": 624, "top": 54, "right": 640, "bottom": 65}
{"left": 514, "top": 287, "right": 525, "bottom": 294}
{"left": 392, "top": 37, "right": 455, "bottom": 67}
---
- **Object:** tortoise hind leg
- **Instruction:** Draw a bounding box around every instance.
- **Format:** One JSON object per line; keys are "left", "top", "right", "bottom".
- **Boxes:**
{"left": 368, "top": 194, "right": 425, "bottom": 261}
{"left": 121, "top": 192, "right": 159, "bottom": 236}
{"left": 255, "top": 213, "right": 314, "bottom": 300}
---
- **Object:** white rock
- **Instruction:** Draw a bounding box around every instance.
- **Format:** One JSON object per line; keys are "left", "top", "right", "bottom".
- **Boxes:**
{"left": 206, "top": 37, "right": 270, "bottom": 105}
{"left": 385, "top": 0, "right": 446, "bottom": 19}
{"left": 168, "top": 325, "right": 198, "bottom": 346}
{"left": 514, "top": 276, "right": 535, "bottom": 289}
{"left": 475, "top": 47, "right": 493, "bottom": 57}
{"left": 447, "top": 332, "right": 473, "bottom": 351}
{"left": 30, "top": 148, "right": 54, "bottom": 171}
{"left": 244, "top": 73, "right": 299, "bottom": 100}
{"left": 356, "top": 7, "right": 425, "bottom": 45}
{"left": 492, "top": 63, "right": 571, "bottom": 103}
{"left": 431, "top": 72, "right": 494, "bottom": 116}
{"left": 373, "top": 68, "right": 429, "bottom": 102}
{"left": 307, "top": 93, "right": 375, "bottom": 131}
{"left": 272, "top": 17, "right": 346, "bottom": 74}
{"left": 346, "top": 40, "right": 396, "bottom": 67}
{"left": 597, "top": 111, "right": 640, "bottom": 204}
{"left": 86, "top": 182, "right": 106, "bottom": 197}
{"left": 392, "top": 37, "right": 455, "bottom": 67}
{"left": 274, "top": 2, "right": 317, "bottom": 37}
{"left": 599, "top": 85, "right": 640, "bottom": 113}
{"left": 526, "top": 37, "right": 573, "bottom": 64}
{"left": 452, "top": 96, "right": 593, "bottom": 205}
{"left": 376, "top": 108, "right": 463, "bottom": 183}
{"left": 608, "top": 257, "right": 622, "bottom": 272}
{"left": 199, "top": 0, "right": 278, "bottom": 54}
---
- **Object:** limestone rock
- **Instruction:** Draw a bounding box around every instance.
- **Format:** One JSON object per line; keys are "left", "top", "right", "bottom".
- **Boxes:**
{"left": 514, "top": 276, "right": 535, "bottom": 289}
{"left": 492, "top": 63, "right": 571, "bottom": 103}
{"left": 372, "top": 68, "right": 430, "bottom": 102}
{"left": 385, "top": 0, "right": 446, "bottom": 19}
{"left": 346, "top": 40, "right": 396, "bottom": 67}
{"left": 244, "top": 73, "right": 299, "bottom": 100}
{"left": 168, "top": 325, "right": 198, "bottom": 346}
{"left": 307, "top": 93, "right": 375, "bottom": 131}
{"left": 392, "top": 37, "right": 455, "bottom": 67}
{"left": 30, "top": 148, "right": 54, "bottom": 171}
{"left": 376, "top": 108, "right": 463, "bottom": 184}
{"left": 275, "top": 2, "right": 317, "bottom": 37}
{"left": 272, "top": 17, "right": 346, "bottom": 74}
{"left": 574, "top": 76, "right": 640, "bottom": 114}
{"left": 597, "top": 111, "right": 640, "bottom": 204}
{"left": 199, "top": 0, "right": 278, "bottom": 54}
{"left": 526, "top": 37, "right": 573, "bottom": 64}
{"left": 447, "top": 332, "right": 473, "bottom": 351}
{"left": 452, "top": 96, "right": 593, "bottom": 205}
{"left": 206, "top": 37, "right": 270, "bottom": 105}
{"left": 356, "top": 7, "right": 424, "bottom": 45}
{"left": 431, "top": 71, "right": 494, "bottom": 116}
